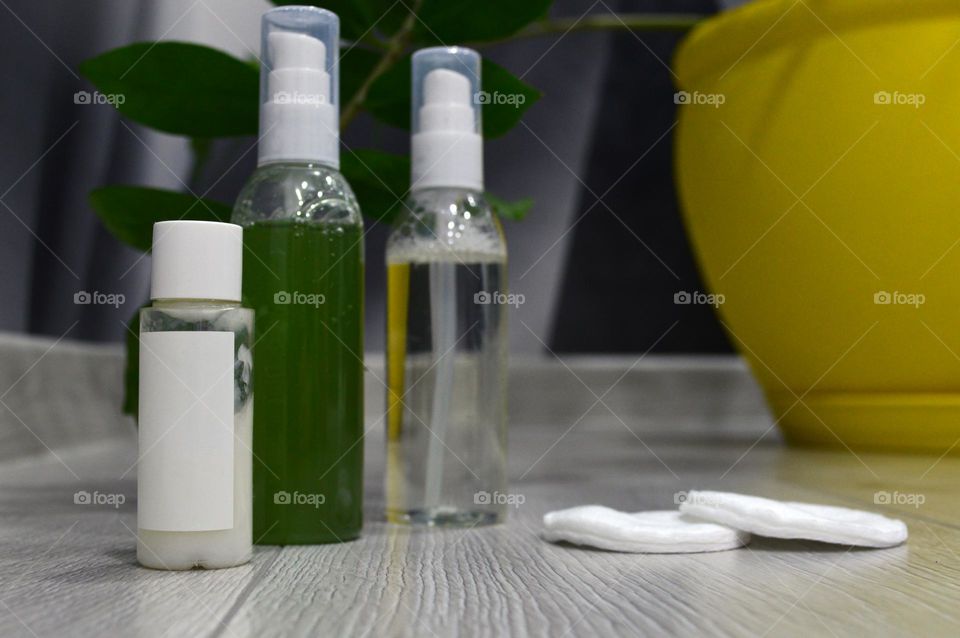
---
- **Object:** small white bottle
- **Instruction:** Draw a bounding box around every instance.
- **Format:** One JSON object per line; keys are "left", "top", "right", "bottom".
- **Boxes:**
{"left": 137, "top": 221, "right": 253, "bottom": 569}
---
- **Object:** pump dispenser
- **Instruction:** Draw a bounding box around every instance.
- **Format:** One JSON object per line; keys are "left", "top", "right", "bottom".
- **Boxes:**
{"left": 233, "top": 6, "right": 364, "bottom": 545}
{"left": 259, "top": 13, "right": 338, "bottom": 166}
{"left": 411, "top": 47, "right": 483, "bottom": 191}
{"left": 385, "top": 47, "right": 508, "bottom": 527}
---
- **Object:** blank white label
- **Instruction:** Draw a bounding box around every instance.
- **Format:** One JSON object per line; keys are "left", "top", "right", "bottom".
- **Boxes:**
{"left": 138, "top": 331, "right": 234, "bottom": 531}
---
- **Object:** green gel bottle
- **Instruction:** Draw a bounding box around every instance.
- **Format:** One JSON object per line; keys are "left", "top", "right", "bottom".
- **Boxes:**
{"left": 232, "top": 6, "right": 363, "bottom": 544}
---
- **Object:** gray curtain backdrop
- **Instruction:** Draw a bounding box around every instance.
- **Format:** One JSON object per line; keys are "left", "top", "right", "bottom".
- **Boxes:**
{"left": 1, "top": 0, "right": 270, "bottom": 342}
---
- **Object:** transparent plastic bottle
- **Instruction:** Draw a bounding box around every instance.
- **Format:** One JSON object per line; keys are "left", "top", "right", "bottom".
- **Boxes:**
{"left": 386, "top": 189, "right": 508, "bottom": 526}
{"left": 231, "top": 7, "right": 364, "bottom": 544}
{"left": 232, "top": 163, "right": 364, "bottom": 544}
{"left": 385, "top": 47, "right": 508, "bottom": 527}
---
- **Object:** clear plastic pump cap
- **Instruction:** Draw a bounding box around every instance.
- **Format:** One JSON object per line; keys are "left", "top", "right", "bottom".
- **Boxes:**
{"left": 258, "top": 6, "right": 339, "bottom": 167}
{"left": 410, "top": 47, "right": 484, "bottom": 191}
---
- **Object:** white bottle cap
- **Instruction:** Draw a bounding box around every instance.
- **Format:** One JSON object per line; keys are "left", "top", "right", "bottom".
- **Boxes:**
{"left": 411, "top": 47, "right": 483, "bottom": 192}
{"left": 150, "top": 221, "right": 243, "bottom": 302}
{"left": 258, "top": 6, "right": 339, "bottom": 168}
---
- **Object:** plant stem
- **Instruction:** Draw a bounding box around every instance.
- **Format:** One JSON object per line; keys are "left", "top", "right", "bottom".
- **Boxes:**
{"left": 188, "top": 137, "right": 212, "bottom": 191}
{"left": 340, "top": 10, "right": 704, "bottom": 130}
{"left": 340, "top": 0, "right": 423, "bottom": 130}
{"left": 489, "top": 13, "right": 705, "bottom": 44}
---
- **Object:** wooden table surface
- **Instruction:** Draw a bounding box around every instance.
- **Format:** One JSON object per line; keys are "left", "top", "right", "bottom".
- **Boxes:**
{"left": 0, "top": 344, "right": 957, "bottom": 637}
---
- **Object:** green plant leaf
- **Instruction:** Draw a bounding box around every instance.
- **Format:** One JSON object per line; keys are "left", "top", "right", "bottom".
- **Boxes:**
{"left": 341, "top": 149, "right": 409, "bottom": 224}
{"left": 479, "top": 60, "right": 542, "bottom": 138}
{"left": 487, "top": 193, "right": 533, "bottom": 221}
{"left": 90, "top": 186, "right": 233, "bottom": 253}
{"left": 413, "top": 0, "right": 553, "bottom": 43}
{"left": 362, "top": 58, "right": 408, "bottom": 130}
{"left": 341, "top": 46, "right": 380, "bottom": 106}
{"left": 79, "top": 42, "right": 258, "bottom": 137}
{"left": 188, "top": 137, "right": 213, "bottom": 188}
{"left": 270, "top": 0, "right": 399, "bottom": 40}
{"left": 366, "top": 58, "right": 540, "bottom": 138}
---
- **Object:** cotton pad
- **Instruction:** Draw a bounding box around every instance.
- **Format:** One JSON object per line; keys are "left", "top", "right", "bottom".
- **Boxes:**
{"left": 542, "top": 505, "right": 750, "bottom": 553}
{"left": 679, "top": 491, "right": 908, "bottom": 548}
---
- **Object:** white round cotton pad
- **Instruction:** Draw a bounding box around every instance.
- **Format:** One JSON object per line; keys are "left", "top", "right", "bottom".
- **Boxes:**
{"left": 679, "top": 491, "right": 908, "bottom": 548}
{"left": 542, "top": 505, "right": 750, "bottom": 553}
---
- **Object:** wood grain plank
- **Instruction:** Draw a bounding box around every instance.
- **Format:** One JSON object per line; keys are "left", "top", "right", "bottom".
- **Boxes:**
{"left": 0, "top": 438, "right": 278, "bottom": 638}
{"left": 2, "top": 354, "right": 959, "bottom": 637}
{"left": 215, "top": 419, "right": 960, "bottom": 637}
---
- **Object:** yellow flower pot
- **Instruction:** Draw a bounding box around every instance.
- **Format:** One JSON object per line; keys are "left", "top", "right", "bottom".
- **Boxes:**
{"left": 674, "top": 0, "right": 960, "bottom": 452}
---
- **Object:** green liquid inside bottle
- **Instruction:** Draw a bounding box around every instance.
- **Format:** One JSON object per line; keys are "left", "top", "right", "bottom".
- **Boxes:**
{"left": 242, "top": 220, "right": 364, "bottom": 544}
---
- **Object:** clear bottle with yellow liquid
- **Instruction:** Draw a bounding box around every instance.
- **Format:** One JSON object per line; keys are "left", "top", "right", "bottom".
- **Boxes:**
{"left": 386, "top": 47, "right": 508, "bottom": 526}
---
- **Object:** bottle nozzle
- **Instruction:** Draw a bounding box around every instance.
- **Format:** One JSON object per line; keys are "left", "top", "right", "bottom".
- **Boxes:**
{"left": 258, "top": 6, "right": 339, "bottom": 167}
{"left": 423, "top": 69, "right": 471, "bottom": 108}
{"left": 420, "top": 69, "right": 474, "bottom": 134}
{"left": 268, "top": 31, "right": 326, "bottom": 71}
{"left": 411, "top": 47, "right": 483, "bottom": 192}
